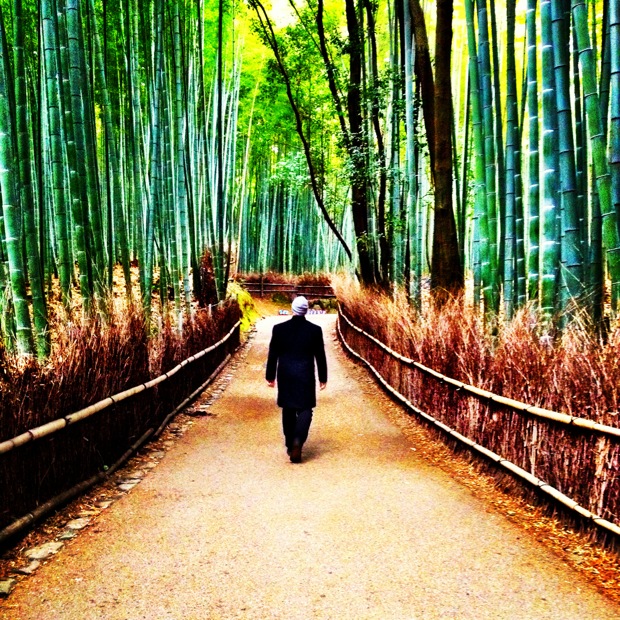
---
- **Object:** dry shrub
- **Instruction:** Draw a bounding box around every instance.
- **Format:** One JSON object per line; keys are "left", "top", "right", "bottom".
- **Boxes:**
{"left": 335, "top": 278, "right": 620, "bottom": 535}
{"left": 151, "top": 299, "right": 241, "bottom": 378}
{"left": 197, "top": 250, "right": 219, "bottom": 307}
{"left": 236, "top": 271, "right": 332, "bottom": 287}
{"left": 149, "top": 299, "right": 241, "bottom": 417}
{"left": 335, "top": 279, "right": 620, "bottom": 422}
{"left": 236, "top": 271, "right": 290, "bottom": 284}
{"left": 0, "top": 295, "right": 241, "bottom": 536}
{"left": 297, "top": 272, "right": 332, "bottom": 286}
{"left": 0, "top": 304, "right": 149, "bottom": 443}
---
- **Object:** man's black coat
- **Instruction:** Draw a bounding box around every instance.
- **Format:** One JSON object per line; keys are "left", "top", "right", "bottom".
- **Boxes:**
{"left": 266, "top": 316, "right": 328, "bottom": 409}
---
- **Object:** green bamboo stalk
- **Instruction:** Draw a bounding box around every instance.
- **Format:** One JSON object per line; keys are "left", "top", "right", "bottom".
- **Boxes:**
{"left": 161, "top": 59, "right": 181, "bottom": 317}
{"left": 183, "top": 10, "right": 200, "bottom": 297}
{"left": 489, "top": 0, "right": 505, "bottom": 288}
{"left": 234, "top": 80, "right": 258, "bottom": 277}
{"left": 572, "top": 19, "right": 589, "bottom": 294}
{"left": 0, "top": 7, "right": 33, "bottom": 354}
{"left": 526, "top": 0, "right": 540, "bottom": 302}
{"left": 599, "top": 0, "right": 611, "bottom": 137}
{"left": 403, "top": 0, "right": 420, "bottom": 305}
{"left": 540, "top": 0, "right": 560, "bottom": 317}
{"left": 89, "top": 0, "right": 132, "bottom": 297}
{"left": 222, "top": 55, "right": 241, "bottom": 290}
{"left": 464, "top": 0, "right": 493, "bottom": 313}
{"left": 610, "top": 0, "right": 620, "bottom": 227}
{"left": 13, "top": 0, "right": 48, "bottom": 356}
{"left": 572, "top": 0, "right": 620, "bottom": 308}
{"left": 42, "top": 0, "right": 72, "bottom": 308}
{"left": 81, "top": 0, "right": 105, "bottom": 296}
{"left": 172, "top": 0, "right": 191, "bottom": 313}
{"left": 144, "top": 0, "right": 164, "bottom": 311}
{"left": 0, "top": 258, "right": 17, "bottom": 352}
{"left": 551, "top": 0, "right": 582, "bottom": 316}
{"left": 59, "top": 0, "right": 91, "bottom": 312}
{"left": 126, "top": 0, "right": 147, "bottom": 297}
{"left": 476, "top": 0, "right": 499, "bottom": 312}
{"left": 504, "top": 0, "right": 518, "bottom": 319}
{"left": 215, "top": 0, "right": 226, "bottom": 300}
{"left": 510, "top": 2, "right": 526, "bottom": 309}
{"left": 389, "top": 0, "right": 403, "bottom": 287}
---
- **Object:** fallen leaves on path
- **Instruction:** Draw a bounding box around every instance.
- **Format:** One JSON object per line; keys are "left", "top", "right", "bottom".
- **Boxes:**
{"left": 361, "top": 358, "right": 620, "bottom": 604}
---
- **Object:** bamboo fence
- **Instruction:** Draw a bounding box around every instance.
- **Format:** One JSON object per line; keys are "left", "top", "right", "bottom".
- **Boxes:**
{"left": 0, "top": 315, "right": 241, "bottom": 541}
{"left": 337, "top": 308, "right": 620, "bottom": 542}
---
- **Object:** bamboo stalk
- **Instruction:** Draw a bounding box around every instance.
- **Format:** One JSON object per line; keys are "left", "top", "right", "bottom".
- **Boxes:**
{"left": 0, "top": 317, "right": 243, "bottom": 545}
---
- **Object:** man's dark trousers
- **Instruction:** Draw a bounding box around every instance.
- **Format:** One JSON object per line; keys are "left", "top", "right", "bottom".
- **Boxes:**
{"left": 282, "top": 408, "right": 313, "bottom": 451}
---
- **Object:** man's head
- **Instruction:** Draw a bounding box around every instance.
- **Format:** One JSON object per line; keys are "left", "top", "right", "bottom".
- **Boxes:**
{"left": 291, "top": 296, "right": 309, "bottom": 316}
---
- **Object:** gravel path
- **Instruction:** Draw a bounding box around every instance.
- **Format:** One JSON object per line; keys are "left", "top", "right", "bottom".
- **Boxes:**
{"left": 1, "top": 314, "right": 618, "bottom": 619}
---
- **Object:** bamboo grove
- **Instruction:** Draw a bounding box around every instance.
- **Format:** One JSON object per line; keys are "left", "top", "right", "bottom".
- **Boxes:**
{"left": 244, "top": 0, "right": 620, "bottom": 324}
{"left": 0, "top": 0, "right": 251, "bottom": 357}
{"left": 0, "top": 0, "right": 619, "bottom": 358}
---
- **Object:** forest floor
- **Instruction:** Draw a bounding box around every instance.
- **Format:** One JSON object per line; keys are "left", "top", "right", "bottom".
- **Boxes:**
{"left": 0, "top": 307, "right": 619, "bottom": 619}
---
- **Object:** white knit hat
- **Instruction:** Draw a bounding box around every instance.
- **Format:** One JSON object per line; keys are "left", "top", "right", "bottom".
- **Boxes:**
{"left": 291, "top": 296, "right": 309, "bottom": 316}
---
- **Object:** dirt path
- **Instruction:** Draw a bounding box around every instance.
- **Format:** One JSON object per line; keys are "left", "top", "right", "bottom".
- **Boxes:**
{"left": 1, "top": 314, "right": 618, "bottom": 619}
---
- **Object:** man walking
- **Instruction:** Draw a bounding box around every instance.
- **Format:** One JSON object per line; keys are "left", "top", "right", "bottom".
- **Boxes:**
{"left": 266, "top": 296, "right": 327, "bottom": 463}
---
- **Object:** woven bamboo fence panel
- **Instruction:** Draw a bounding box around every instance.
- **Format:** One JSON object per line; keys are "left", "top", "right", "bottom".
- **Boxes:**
{"left": 337, "top": 309, "right": 620, "bottom": 538}
{"left": 0, "top": 306, "right": 241, "bottom": 534}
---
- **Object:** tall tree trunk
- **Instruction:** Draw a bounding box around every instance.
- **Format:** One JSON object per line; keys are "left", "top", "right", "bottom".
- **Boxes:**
{"left": 408, "top": 0, "right": 435, "bottom": 179}
{"left": 431, "top": 0, "right": 463, "bottom": 299}
{"left": 363, "top": 0, "right": 389, "bottom": 286}
{"left": 345, "top": 0, "right": 376, "bottom": 285}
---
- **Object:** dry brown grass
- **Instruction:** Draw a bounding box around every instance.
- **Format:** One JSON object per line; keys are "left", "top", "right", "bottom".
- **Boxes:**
{"left": 334, "top": 276, "right": 620, "bottom": 545}
{"left": 235, "top": 271, "right": 332, "bottom": 287}
{"left": 0, "top": 274, "right": 241, "bottom": 539}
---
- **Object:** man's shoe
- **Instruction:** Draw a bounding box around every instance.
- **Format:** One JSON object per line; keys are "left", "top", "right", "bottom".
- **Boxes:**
{"left": 289, "top": 442, "right": 302, "bottom": 463}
